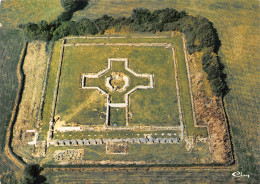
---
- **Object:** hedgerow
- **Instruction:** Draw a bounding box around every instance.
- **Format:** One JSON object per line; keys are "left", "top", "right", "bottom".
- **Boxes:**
{"left": 18, "top": 4, "right": 227, "bottom": 96}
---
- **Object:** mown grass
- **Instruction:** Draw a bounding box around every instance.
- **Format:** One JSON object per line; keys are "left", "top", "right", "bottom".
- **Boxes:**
{"left": 57, "top": 37, "right": 180, "bottom": 127}
{"left": 40, "top": 41, "right": 62, "bottom": 140}
{"left": 172, "top": 35, "right": 207, "bottom": 137}
{"left": 43, "top": 169, "right": 238, "bottom": 184}
{"left": 85, "top": 59, "right": 149, "bottom": 103}
{"left": 109, "top": 107, "right": 126, "bottom": 126}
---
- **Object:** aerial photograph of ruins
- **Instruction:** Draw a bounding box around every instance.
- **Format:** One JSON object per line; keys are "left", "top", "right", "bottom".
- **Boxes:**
{"left": 0, "top": 0, "right": 259, "bottom": 183}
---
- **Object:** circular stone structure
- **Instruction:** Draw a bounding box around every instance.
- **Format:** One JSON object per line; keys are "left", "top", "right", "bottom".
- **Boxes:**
{"left": 106, "top": 72, "right": 129, "bottom": 92}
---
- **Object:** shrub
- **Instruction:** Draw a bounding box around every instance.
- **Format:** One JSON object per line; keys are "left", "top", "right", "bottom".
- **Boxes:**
{"left": 52, "top": 21, "right": 77, "bottom": 40}
{"left": 61, "top": 0, "right": 89, "bottom": 12}
{"left": 76, "top": 18, "right": 98, "bottom": 35}
{"left": 210, "top": 77, "right": 227, "bottom": 97}
{"left": 22, "top": 21, "right": 52, "bottom": 41}
{"left": 94, "top": 15, "right": 115, "bottom": 34}
{"left": 57, "top": 11, "right": 74, "bottom": 22}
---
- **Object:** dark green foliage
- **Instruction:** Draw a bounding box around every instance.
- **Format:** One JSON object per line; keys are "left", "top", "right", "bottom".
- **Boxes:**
{"left": 76, "top": 18, "right": 98, "bottom": 35}
{"left": 202, "top": 52, "right": 228, "bottom": 96}
{"left": 21, "top": 21, "right": 52, "bottom": 41}
{"left": 153, "top": 8, "right": 180, "bottom": 24}
{"left": 209, "top": 77, "right": 227, "bottom": 96}
{"left": 128, "top": 8, "right": 184, "bottom": 33}
{"left": 52, "top": 19, "right": 98, "bottom": 40}
{"left": 113, "top": 16, "right": 131, "bottom": 32}
{"left": 94, "top": 15, "right": 115, "bottom": 34}
{"left": 164, "top": 15, "right": 220, "bottom": 54}
{"left": 61, "top": 0, "right": 89, "bottom": 12}
{"left": 52, "top": 21, "right": 77, "bottom": 40}
{"left": 23, "top": 164, "right": 46, "bottom": 184}
{"left": 57, "top": 11, "right": 74, "bottom": 22}
{"left": 19, "top": 6, "right": 227, "bottom": 96}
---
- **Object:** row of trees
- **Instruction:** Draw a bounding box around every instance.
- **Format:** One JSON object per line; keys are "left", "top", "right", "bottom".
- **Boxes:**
{"left": 202, "top": 52, "right": 228, "bottom": 96}
{"left": 19, "top": 5, "right": 227, "bottom": 96}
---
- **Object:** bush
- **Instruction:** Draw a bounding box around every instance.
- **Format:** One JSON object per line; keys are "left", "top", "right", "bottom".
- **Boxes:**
{"left": 23, "top": 164, "right": 46, "bottom": 184}
{"left": 76, "top": 18, "right": 98, "bottom": 35}
{"left": 210, "top": 77, "right": 227, "bottom": 97}
{"left": 22, "top": 21, "right": 52, "bottom": 41}
{"left": 61, "top": 0, "right": 89, "bottom": 12}
{"left": 202, "top": 51, "right": 227, "bottom": 96}
{"left": 94, "top": 15, "right": 115, "bottom": 34}
{"left": 57, "top": 11, "right": 74, "bottom": 22}
{"left": 112, "top": 16, "right": 131, "bottom": 32}
{"left": 52, "top": 21, "right": 77, "bottom": 40}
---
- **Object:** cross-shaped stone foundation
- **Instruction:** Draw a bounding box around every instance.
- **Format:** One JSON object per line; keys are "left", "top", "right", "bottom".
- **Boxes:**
{"left": 82, "top": 58, "right": 153, "bottom": 126}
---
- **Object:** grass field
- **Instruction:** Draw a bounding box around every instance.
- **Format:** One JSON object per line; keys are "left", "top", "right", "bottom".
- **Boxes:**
{"left": 0, "top": 0, "right": 63, "bottom": 28}
{"left": 40, "top": 41, "right": 62, "bottom": 140}
{"left": 42, "top": 141, "right": 211, "bottom": 165}
{"left": 55, "top": 37, "right": 181, "bottom": 127}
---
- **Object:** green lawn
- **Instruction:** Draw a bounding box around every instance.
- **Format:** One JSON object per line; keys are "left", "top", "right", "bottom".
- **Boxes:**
{"left": 56, "top": 37, "right": 181, "bottom": 127}
{"left": 109, "top": 107, "right": 126, "bottom": 126}
{"left": 40, "top": 41, "right": 62, "bottom": 140}
{"left": 173, "top": 36, "right": 208, "bottom": 137}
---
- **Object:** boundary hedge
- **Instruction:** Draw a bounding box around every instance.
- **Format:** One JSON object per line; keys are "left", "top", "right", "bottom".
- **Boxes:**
{"left": 19, "top": 7, "right": 228, "bottom": 96}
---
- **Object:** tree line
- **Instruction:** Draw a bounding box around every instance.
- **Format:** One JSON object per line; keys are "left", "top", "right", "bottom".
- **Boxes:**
{"left": 19, "top": 0, "right": 228, "bottom": 97}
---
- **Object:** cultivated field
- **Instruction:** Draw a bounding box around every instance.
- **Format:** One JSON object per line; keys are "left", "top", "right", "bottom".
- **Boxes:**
{"left": 0, "top": 29, "right": 24, "bottom": 183}
{"left": 0, "top": 29, "right": 24, "bottom": 151}
{"left": 0, "top": 0, "right": 63, "bottom": 28}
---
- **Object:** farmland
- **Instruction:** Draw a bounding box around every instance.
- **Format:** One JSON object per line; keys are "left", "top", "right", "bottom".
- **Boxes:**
{"left": 0, "top": 0, "right": 63, "bottom": 28}
{"left": 0, "top": 0, "right": 259, "bottom": 183}
{"left": 0, "top": 29, "right": 24, "bottom": 152}
{"left": 0, "top": 29, "right": 24, "bottom": 183}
